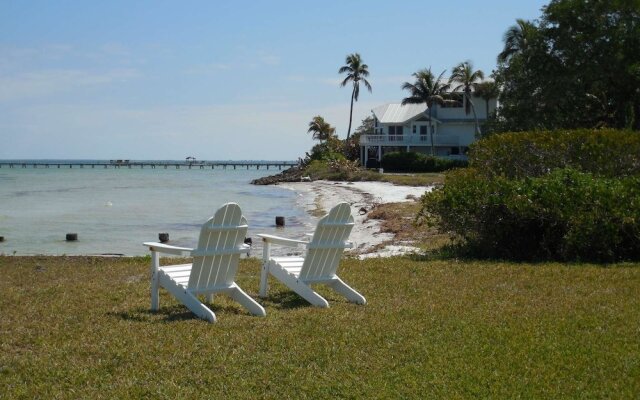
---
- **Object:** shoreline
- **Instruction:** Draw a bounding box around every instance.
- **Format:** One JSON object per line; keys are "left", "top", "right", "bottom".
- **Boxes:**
{"left": 0, "top": 168, "right": 432, "bottom": 258}
{"left": 278, "top": 180, "right": 432, "bottom": 258}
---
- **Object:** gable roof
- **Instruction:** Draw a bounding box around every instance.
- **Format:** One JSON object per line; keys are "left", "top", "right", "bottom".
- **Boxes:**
{"left": 372, "top": 103, "right": 427, "bottom": 124}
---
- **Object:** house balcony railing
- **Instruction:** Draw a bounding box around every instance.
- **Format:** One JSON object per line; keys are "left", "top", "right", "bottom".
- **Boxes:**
{"left": 360, "top": 134, "right": 460, "bottom": 146}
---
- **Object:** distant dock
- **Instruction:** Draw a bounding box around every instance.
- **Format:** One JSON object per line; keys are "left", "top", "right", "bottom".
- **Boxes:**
{"left": 0, "top": 160, "right": 298, "bottom": 170}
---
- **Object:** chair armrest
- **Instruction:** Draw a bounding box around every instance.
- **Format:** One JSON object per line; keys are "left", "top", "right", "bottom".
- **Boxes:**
{"left": 257, "top": 234, "right": 308, "bottom": 248}
{"left": 143, "top": 242, "right": 193, "bottom": 256}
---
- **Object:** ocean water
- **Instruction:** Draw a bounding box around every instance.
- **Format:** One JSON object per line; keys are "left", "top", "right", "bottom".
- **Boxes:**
{"left": 0, "top": 164, "right": 312, "bottom": 256}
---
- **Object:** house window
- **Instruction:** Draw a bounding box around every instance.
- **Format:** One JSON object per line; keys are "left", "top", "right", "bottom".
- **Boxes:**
{"left": 441, "top": 93, "right": 463, "bottom": 108}
{"left": 412, "top": 125, "right": 416, "bottom": 134}
{"left": 450, "top": 147, "right": 460, "bottom": 155}
{"left": 388, "top": 125, "right": 403, "bottom": 141}
{"left": 420, "top": 126, "right": 427, "bottom": 135}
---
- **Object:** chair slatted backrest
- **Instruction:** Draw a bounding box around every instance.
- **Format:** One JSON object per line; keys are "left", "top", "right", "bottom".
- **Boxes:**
{"left": 188, "top": 203, "right": 248, "bottom": 291}
{"left": 299, "top": 202, "right": 354, "bottom": 281}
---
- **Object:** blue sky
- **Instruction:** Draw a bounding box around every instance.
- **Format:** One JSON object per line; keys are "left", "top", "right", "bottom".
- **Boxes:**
{"left": 1, "top": 0, "right": 548, "bottom": 160}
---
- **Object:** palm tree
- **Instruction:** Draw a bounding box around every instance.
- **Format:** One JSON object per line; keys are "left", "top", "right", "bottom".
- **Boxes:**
{"left": 474, "top": 80, "right": 499, "bottom": 119}
{"left": 450, "top": 61, "right": 484, "bottom": 136}
{"left": 307, "top": 115, "right": 335, "bottom": 143}
{"left": 339, "top": 53, "right": 372, "bottom": 142}
{"left": 401, "top": 68, "right": 451, "bottom": 156}
{"left": 497, "top": 19, "right": 537, "bottom": 63}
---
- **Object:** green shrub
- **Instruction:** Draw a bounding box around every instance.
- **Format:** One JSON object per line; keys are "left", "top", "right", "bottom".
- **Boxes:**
{"left": 382, "top": 151, "right": 468, "bottom": 172}
{"left": 305, "top": 135, "right": 346, "bottom": 163}
{"left": 306, "top": 144, "right": 345, "bottom": 163}
{"left": 304, "top": 159, "right": 368, "bottom": 181}
{"left": 419, "top": 167, "right": 640, "bottom": 262}
{"left": 470, "top": 129, "right": 640, "bottom": 179}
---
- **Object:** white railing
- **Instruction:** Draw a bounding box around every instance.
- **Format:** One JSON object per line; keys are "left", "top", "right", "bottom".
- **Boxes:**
{"left": 360, "top": 134, "right": 460, "bottom": 146}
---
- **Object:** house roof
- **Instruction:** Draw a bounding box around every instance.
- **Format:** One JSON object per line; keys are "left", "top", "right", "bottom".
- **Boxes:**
{"left": 372, "top": 103, "right": 428, "bottom": 124}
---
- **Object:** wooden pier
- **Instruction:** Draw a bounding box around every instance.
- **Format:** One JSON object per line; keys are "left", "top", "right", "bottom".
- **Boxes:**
{"left": 0, "top": 160, "right": 298, "bottom": 170}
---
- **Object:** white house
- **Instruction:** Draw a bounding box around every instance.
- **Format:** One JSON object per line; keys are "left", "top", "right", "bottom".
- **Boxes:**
{"left": 360, "top": 93, "right": 497, "bottom": 167}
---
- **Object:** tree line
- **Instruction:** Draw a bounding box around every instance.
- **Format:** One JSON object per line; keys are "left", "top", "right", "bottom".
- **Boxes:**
{"left": 308, "top": 56, "right": 492, "bottom": 160}
{"left": 307, "top": 0, "right": 640, "bottom": 162}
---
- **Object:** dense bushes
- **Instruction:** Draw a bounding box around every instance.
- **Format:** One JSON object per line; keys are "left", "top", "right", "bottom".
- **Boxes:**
{"left": 306, "top": 136, "right": 346, "bottom": 163}
{"left": 420, "top": 168, "right": 640, "bottom": 262}
{"left": 381, "top": 151, "right": 468, "bottom": 172}
{"left": 421, "top": 129, "right": 640, "bottom": 262}
{"left": 305, "top": 159, "right": 379, "bottom": 181}
{"left": 471, "top": 129, "right": 640, "bottom": 179}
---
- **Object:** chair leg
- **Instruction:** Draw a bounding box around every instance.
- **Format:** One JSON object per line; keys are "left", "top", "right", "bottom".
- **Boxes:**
{"left": 206, "top": 293, "right": 215, "bottom": 304}
{"left": 295, "top": 283, "right": 330, "bottom": 308}
{"left": 228, "top": 285, "right": 266, "bottom": 316}
{"left": 327, "top": 278, "right": 366, "bottom": 305}
{"left": 259, "top": 253, "right": 270, "bottom": 298}
{"left": 174, "top": 289, "right": 217, "bottom": 323}
{"left": 150, "top": 251, "right": 160, "bottom": 311}
{"left": 271, "top": 268, "right": 329, "bottom": 307}
{"left": 161, "top": 277, "right": 216, "bottom": 322}
{"left": 151, "top": 269, "right": 160, "bottom": 311}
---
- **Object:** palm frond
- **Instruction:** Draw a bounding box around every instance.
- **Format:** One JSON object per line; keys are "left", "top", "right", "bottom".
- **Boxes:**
{"left": 340, "top": 76, "right": 352, "bottom": 87}
{"left": 401, "top": 96, "right": 425, "bottom": 105}
{"left": 363, "top": 78, "right": 372, "bottom": 93}
{"left": 401, "top": 82, "right": 417, "bottom": 92}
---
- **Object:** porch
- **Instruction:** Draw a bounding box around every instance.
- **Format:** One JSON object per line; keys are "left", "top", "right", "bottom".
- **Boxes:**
{"left": 360, "top": 134, "right": 460, "bottom": 146}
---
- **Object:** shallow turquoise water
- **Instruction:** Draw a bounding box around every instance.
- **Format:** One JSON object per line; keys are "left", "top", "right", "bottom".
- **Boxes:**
{"left": 0, "top": 166, "right": 311, "bottom": 256}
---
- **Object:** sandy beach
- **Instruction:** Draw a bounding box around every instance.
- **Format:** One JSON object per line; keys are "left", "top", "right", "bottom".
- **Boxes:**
{"left": 279, "top": 180, "right": 433, "bottom": 257}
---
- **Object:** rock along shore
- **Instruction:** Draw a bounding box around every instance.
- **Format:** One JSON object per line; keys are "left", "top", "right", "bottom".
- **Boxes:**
{"left": 251, "top": 166, "right": 304, "bottom": 185}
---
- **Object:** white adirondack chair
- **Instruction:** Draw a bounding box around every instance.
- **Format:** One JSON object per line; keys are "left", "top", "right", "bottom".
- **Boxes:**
{"left": 257, "top": 202, "right": 366, "bottom": 307}
{"left": 144, "top": 203, "right": 265, "bottom": 323}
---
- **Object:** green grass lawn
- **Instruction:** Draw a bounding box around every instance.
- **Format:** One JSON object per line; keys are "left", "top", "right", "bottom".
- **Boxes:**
{"left": 1, "top": 256, "right": 639, "bottom": 398}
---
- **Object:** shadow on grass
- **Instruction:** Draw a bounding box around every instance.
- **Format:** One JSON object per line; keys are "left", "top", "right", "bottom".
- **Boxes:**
{"left": 109, "top": 301, "right": 256, "bottom": 323}
{"left": 407, "top": 243, "right": 639, "bottom": 267}
{"left": 262, "top": 290, "right": 313, "bottom": 310}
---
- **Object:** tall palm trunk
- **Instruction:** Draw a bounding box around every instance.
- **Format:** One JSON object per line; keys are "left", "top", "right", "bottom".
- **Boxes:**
{"left": 466, "top": 91, "right": 480, "bottom": 138}
{"left": 428, "top": 105, "right": 435, "bottom": 156}
{"left": 346, "top": 87, "right": 356, "bottom": 141}
{"left": 485, "top": 99, "right": 490, "bottom": 119}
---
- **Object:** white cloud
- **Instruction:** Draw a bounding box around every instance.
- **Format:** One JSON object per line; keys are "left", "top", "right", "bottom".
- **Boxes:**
{"left": 321, "top": 77, "right": 342, "bottom": 87}
{"left": 0, "top": 68, "right": 139, "bottom": 101}
{"left": 0, "top": 100, "right": 377, "bottom": 160}
{"left": 258, "top": 53, "right": 280, "bottom": 66}
{"left": 184, "top": 63, "right": 232, "bottom": 75}
{"left": 0, "top": 44, "right": 73, "bottom": 72}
